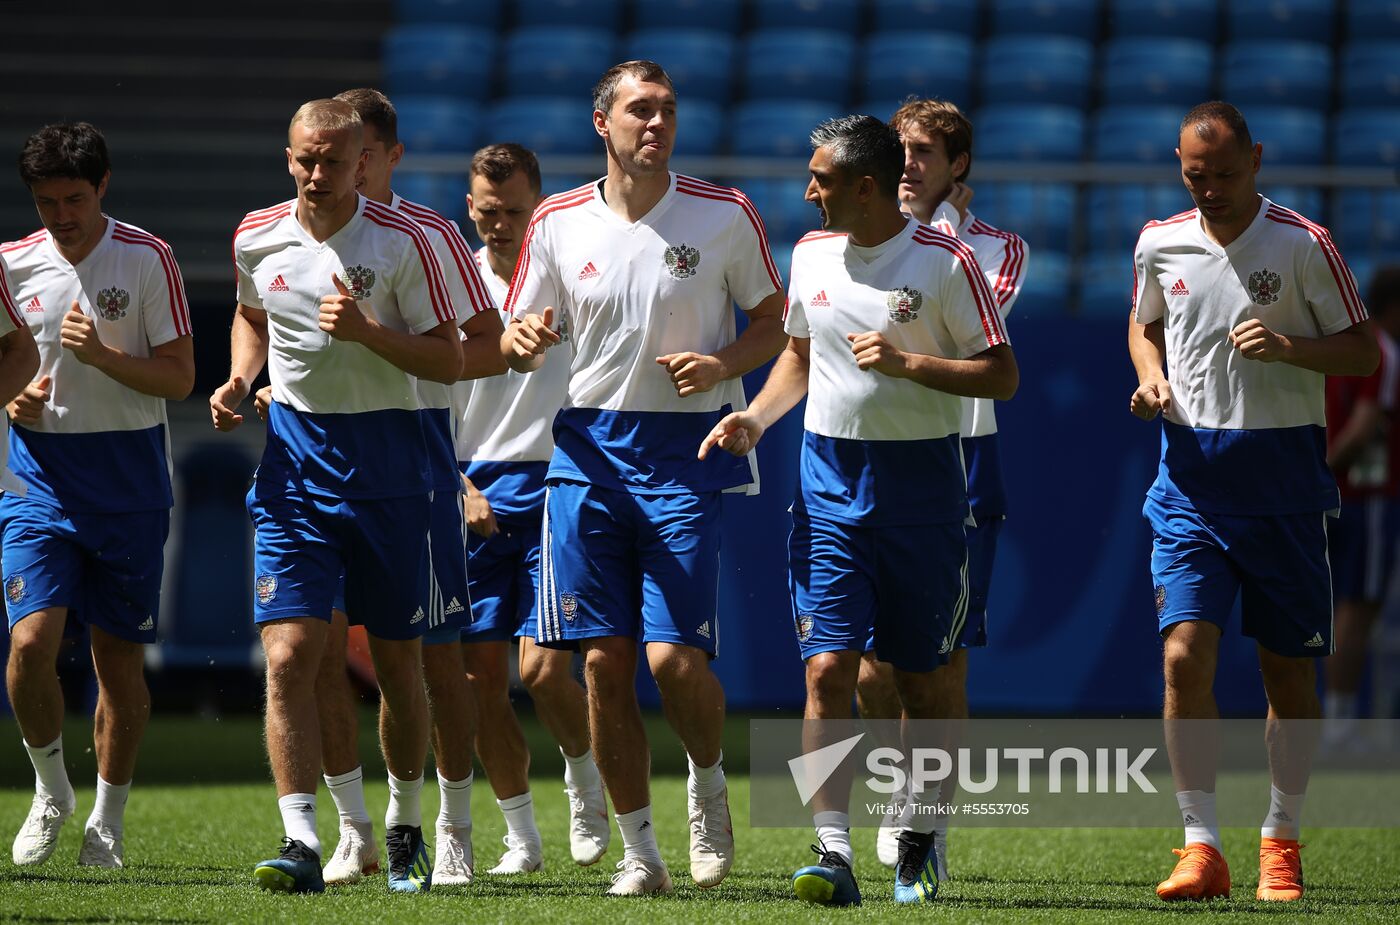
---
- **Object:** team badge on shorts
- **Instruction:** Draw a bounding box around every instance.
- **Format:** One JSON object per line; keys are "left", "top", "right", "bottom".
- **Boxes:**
{"left": 5, "top": 575, "right": 25, "bottom": 606}
{"left": 795, "top": 612, "right": 814, "bottom": 642}
{"left": 886, "top": 286, "right": 923, "bottom": 323}
{"left": 1247, "top": 268, "right": 1282, "bottom": 305}
{"left": 95, "top": 287, "right": 130, "bottom": 321}
{"left": 1154, "top": 584, "right": 1167, "bottom": 616}
{"left": 663, "top": 244, "right": 701, "bottom": 279}
{"left": 342, "top": 265, "right": 377, "bottom": 299}
{"left": 560, "top": 591, "right": 578, "bottom": 622}
{"left": 255, "top": 575, "right": 278, "bottom": 606}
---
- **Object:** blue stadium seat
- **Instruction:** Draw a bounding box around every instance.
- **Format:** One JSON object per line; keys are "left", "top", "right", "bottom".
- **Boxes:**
{"left": 976, "top": 106, "right": 1086, "bottom": 162}
{"left": 981, "top": 36, "right": 1094, "bottom": 108}
{"left": 634, "top": 0, "right": 742, "bottom": 32}
{"left": 540, "top": 173, "right": 593, "bottom": 197}
{"left": 394, "top": 96, "right": 481, "bottom": 153}
{"left": 768, "top": 242, "right": 796, "bottom": 287}
{"left": 393, "top": 172, "right": 471, "bottom": 226}
{"left": 396, "top": 0, "right": 502, "bottom": 27}
{"left": 1107, "top": 0, "right": 1219, "bottom": 42}
{"left": 973, "top": 182, "right": 1078, "bottom": 250}
{"left": 1100, "top": 38, "right": 1214, "bottom": 107}
{"left": 1080, "top": 252, "right": 1135, "bottom": 317}
{"left": 1227, "top": 0, "right": 1335, "bottom": 43}
{"left": 490, "top": 97, "right": 599, "bottom": 154}
{"left": 625, "top": 30, "right": 736, "bottom": 104}
{"left": 1263, "top": 186, "right": 1325, "bottom": 222}
{"left": 1346, "top": 1, "right": 1400, "bottom": 39}
{"left": 513, "top": 0, "right": 621, "bottom": 29}
{"left": 504, "top": 28, "right": 615, "bottom": 97}
{"left": 743, "top": 31, "right": 857, "bottom": 105}
{"left": 857, "top": 99, "right": 910, "bottom": 121}
{"left": 1341, "top": 42, "right": 1400, "bottom": 107}
{"left": 1336, "top": 109, "right": 1400, "bottom": 165}
{"left": 754, "top": 0, "right": 863, "bottom": 32}
{"left": 1248, "top": 107, "right": 1327, "bottom": 165}
{"left": 1092, "top": 107, "right": 1183, "bottom": 164}
{"left": 863, "top": 33, "right": 975, "bottom": 111}
{"left": 383, "top": 26, "right": 495, "bottom": 97}
{"left": 990, "top": 0, "right": 1099, "bottom": 39}
{"left": 1086, "top": 185, "right": 1196, "bottom": 255}
{"left": 872, "top": 0, "right": 979, "bottom": 36}
{"left": 1222, "top": 41, "right": 1332, "bottom": 111}
{"left": 743, "top": 177, "right": 818, "bottom": 249}
{"left": 1334, "top": 189, "right": 1400, "bottom": 258}
{"left": 732, "top": 100, "right": 846, "bottom": 157}
{"left": 1016, "top": 250, "right": 1072, "bottom": 315}
{"left": 679, "top": 102, "right": 725, "bottom": 157}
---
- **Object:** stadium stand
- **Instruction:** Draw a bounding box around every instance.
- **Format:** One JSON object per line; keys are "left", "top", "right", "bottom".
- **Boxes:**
{"left": 1347, "top": 0, "right": 1400, "bottom": 39}
{"left": 1092, "top": 107, "right": 1187, "bottom": 164}
{"left": 1107, "top": 0, "right": 1219, "bottom": 42}
{"left": 1226, "top": 0, "right": 1336, "bottom": 43}
{"left": 1341, "top": 42, "right": 1400, "bottom": 107}
{"left": 393, "top": 96, "right": 480, "bottom": 153}
{"left": 624, "top": 30, "right": 737, "bottom": 103}
{"left": 755, "top": 0, "right": 864, "bottom": 32}
{"left": 863, "top": 32, "right": 975, "bottom": 110}
{"left": 515, "top": 0, "right": 624, "bottom": 29}
{"left": 504, "top": 28, "right": 617, "bottom": 96}
{"left": 976, "top": 105, "right": 1087, "bottom": 162}
{"left": 989, "top": 0, "right": 1100, "bottom": 39}
{"left": 635, "top": 0, "right": 743, "bottom": 31}
{"left": 1099, "top": 38, "right": 1214, "bottom": 108}
{"left": 383, "top": 26, "right": 496, "bottom": 97}
{"left": 489, "top": 97, "right": 599, "bottom": 154}
{"left": 979, "top": 35, "right": 1095, "bottom": 108}
{"left": 1221, "top": 41, "right": 1333, "bottom": 111}
{"left": 732, "top": 100, "right": 845, "bottom": 158}
{"left": 872, "top": 0, "right": 979, "bottom": 34}
{"left": 1336, "top": 108, "right": 1400, "bottom": 166}
{"left": 742, "top": 31, "right": 858, "bottom": 105}
{"left": 395, "top": 0, "right": 503, "bottom": 26}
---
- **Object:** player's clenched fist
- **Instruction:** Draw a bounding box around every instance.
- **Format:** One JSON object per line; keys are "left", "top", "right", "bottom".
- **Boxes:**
{"left": 847, "top": 330, "right": 908, "bottom": 377}
{"left": 319, "top": 273, "right": 370, "bottom": 342}
{"left": 209, "top": 375, "right": 249, "bottom": 431}
{"left": 656, "top": 351, "right": 723, "bottom": 398}
{"left": 1130, "top": 377, "right": 1173, "bottom": 420}
{"left": 1229, "top": 318, "right": 1289, "bottom": 362}
{"left": 504, "top": 305, "right": 561, "bottom": 360}
{"left": 698, "top": 410, "right": 765, "bottom": 459}
{"left": 7, "top": 375, "right": 52, "bottom": 426}
{"left": 253, "top": 385, "right": 273, "bottom": 422}
{"left": 59, "top": 302, "right": 107, "bottom": 365}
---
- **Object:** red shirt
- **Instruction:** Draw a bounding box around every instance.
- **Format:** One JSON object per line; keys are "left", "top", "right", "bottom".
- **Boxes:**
{"left": 1326, "top": 329, "right": 1400, "bottom": 499}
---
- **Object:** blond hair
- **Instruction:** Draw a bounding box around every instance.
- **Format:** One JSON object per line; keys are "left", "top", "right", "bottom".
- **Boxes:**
{"left": 288, "top": 99, "right": 362, "bottom": 144}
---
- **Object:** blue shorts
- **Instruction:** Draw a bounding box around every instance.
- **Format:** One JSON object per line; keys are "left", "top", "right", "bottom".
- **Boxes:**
{"left": 249, "top": 487, "right": 431, "bottom": 641}
{"left": 1328, "top": 496, "right": 1400, "bottom": 603}
{"left": 0, "top": 494, "right": 168, "bottom": 644}
{"left": 463, "top": 514, "right": 541, "bottom": 643}
{"left": 794, "top": 510, "right": 966, "bottom": 674}
{"left": 1145, "top": 496, "right": 1334, "bottom": 658}
{"left": 536, "top": 480, "right": 721, "bottom": 655}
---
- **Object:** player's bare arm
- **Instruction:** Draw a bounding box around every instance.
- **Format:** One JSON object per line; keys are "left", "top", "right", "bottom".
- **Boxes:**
{"left": 1229, "top": 317, "right": 1380, "bottom": 376}
{"left": 1326, "top": 395, "right": 1383, "bottom": 471}
{"left": 0, "top": 324, "right": 39, "bottom": 408}
{"left": 699, "top": 335, "right": 810, "bottom": 459}
{"left": 658, "top": 291, "right": 787, "bottom": 398}
{"left": 458, "top": 307, "right": 507, "bottom": 381}
{"left": 60, "top": 301, "right": 194, "bottom": 400}
{"left": 318, "top": 273, "right": 462, "bottom": 383}
{"left": 1129, "top": 316, "right": 1173, "bottom": 420}
{"left": 501, "top": 306, "right": 560, "bottom": 373}
{"left": 852, "top": 336, "right": 1017, "bottom": 400}
{"left": 210, "top": 302, "right": 269, "bottom": 431}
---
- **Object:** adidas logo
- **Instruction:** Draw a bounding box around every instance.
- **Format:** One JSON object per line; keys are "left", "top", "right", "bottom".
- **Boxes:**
{"left": 267, "top": 274, "right": 290, "bottom": 292}
{"left": 445, "top": 597, "right": 464, "bottom": 616}
{"left": 1304, "top": 632, "right": 1324, "bottom": 648}
{"left": 46, "top": 747, "right": 60, "bottom": 757}
{"left": 1273, "top": 810, "right": 1292, "bottom": 822}
{"left": 938, "top": 635, "right": 952, "bottom": 655}
{"left": 578, "top": 261, "right": 600, "bottom": 280}
{"left": 23, "top": 296, "right": 42, "bottom": 313}
{"left": 138, "top": 616, "right": 154, "bottom": 632}
{"left": 696, "top": 621, "right": 711, "bottom": 640}
{"left": 1182, "top": 814, "right": 1200, "bottom": 825}
{"left": 410, "top": 607, "right": 425, "bottom": 625}
{"left": 1169, "top": 278, "right": 1189, "bottom": 296}
{"left": 810, "top": 289, "right": 831, "bottom": 307}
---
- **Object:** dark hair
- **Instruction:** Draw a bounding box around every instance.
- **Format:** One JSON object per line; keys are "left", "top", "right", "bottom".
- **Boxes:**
{"left": 809, "top": 114, "right": 905, "bottom": 197}
{"left": 470, "top": 143, "right": 542, "bottom": 195}
{"left": 890, "top": 98, "right": 973, "bottom": 183}
{"left": 334, "top": 88, "right": 398, "bottom": 147}
{"left": 1368, "top": 264, "right": 1400, "bottom": 317}
{"left": 593, "top": 60, "right": 673, "bottom": 115}
{"left": 19, "top": 122, "right": 110, "bottom": 189}
{"left": 1181, "top": 101, "right": 1253, "bottom": 151}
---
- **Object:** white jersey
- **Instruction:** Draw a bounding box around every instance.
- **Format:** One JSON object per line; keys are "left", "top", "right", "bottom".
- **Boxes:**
{"left": 1, "top": 219, "right": 190, "bottom": 513}
{"left": 506, "top": 173, "right": 782, "bottom": 495}
{"left": 1133, "top": 195, "right": 1367, "bottom": 515}
{"left": 0, "top": 263, "right": 27, "bottom": 492}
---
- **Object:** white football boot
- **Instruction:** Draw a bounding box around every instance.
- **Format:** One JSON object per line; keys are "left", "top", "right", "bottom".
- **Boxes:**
{"left": 433, "top": 823, "right": 475, "bottom": 886}
{"left": 688, "top": 785, "right": 734, "bottom": 888}
{"left": 607, "top": 856, "right": 673, "bottom": 896}
{"left": 12, "top": 794, "right": 74, "bottom": 865}
{"left": 77, "top": 822, "right": 124, "bottom": 868}
{"left": 321, "top": 819, "right": 379, "bottom": 885}
{"left": 566, "top": 784, "right": 610, "bottom": 866}
{"left": 487, "top": 833, "right": 542, "bottom": 874}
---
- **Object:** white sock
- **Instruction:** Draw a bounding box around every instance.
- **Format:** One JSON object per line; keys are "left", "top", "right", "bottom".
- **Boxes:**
{"left": 497, "top": 791, "right": 541, "bottom": 849}
{"left": 615, "top": 805, "right": 663, "bottom": 865}
{"left": 687, "top": 752, "right": 725, "bottom": 799}
{"left": 324, "top": 767, "right": 371, "bottom": 826}
{"left": 87, "top": 776, "right": 130, "bottom": 832}
{"left": 813, "top": 810, "right": 852, "bottom": 865}
{"left": 437, "top": 771, "right": 473, "bottom": 831}
{"left": 562, "top": 747, "right": 601, "bottom": 792}
{"left": 278, "top": 793, "right": 320, "bottom": 855}
{"left": 1262, "top": 784, "right": 1305, "bottom": 840}
{"left": 24, "top": 735, "right": 74, "bottom": 807}
{"left": 1324, "top": 692, "right": 1357, "bottom": 722}
{"left": 1176, "top": 789, "right": 1221, "bottom": 850}
{"left": 932, "top": 812, "right": 949, "bottom": 839}
{"left": 906, "top": 780, "right": 943, "bottom": 835}
{"left": 385, "top": 773, "right": 423, "bottom": 829}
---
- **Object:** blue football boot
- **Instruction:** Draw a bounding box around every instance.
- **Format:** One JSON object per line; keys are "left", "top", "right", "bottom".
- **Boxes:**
{"left": 792, "top": 843, "right": 861, "bottom": 907}
{"left": 386, "top": 825, "right": 432, "bottom": 893}
{"left": 253, "top": 837, "right": 325, "bottom": 893}
{"left": 893, "top": 830, "right": 939, "bottom": 903}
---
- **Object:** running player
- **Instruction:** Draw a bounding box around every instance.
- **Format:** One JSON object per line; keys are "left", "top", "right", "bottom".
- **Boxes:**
{"left": 1130, "top": 101, "right": 1378, "bottom": 903}
{"left": 856, "top": 98, "right": 1029, "bottom": 875}
{"left": 457, "top": 142, "right": 609, "bottom": 875}
{"left": 502, "top": 60, "right": 787, "bottom": 894}
{"left": 209, "top": 99, "right": 462, "bottom": 894}
{"left": 700, "top": 114, "right": 1016, "bottom": 906}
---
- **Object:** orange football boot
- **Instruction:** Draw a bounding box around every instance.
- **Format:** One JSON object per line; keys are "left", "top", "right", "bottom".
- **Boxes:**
{"left": 1257, "top": 837, "right": 1304, "bottom": 901}
{"left": 1156, "top": 842, "right": 1231, "bottom": 900}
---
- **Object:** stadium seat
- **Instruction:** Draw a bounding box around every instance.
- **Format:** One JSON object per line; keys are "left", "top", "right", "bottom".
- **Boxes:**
{"left": 743, "top": 177, "right": 818, "bottom": 248}
{"left": 768, "top": 242, "right": 796, "bottom": 287}
{"left": 1341, "top": 42, "right": 1400, "bottom": 107}
{"left": 980, "top": 36, "right": 1094, "bottom": 108}
{"left": 393, "top": 96, "right": 481, "bottom": 153}
{"left": 743, "top": 31, "right": 857, "bottom": 105}
{"left": 634, "top": 0, "right": 742, "bottom": 32}
{"left": 1346, "top": 0, "right": 1400, "bottom": 40}
{"left": 1107, "top": 0, "right": 1219, "bottom": 42}
{"left": 857, "top": 99, "right": 910, "bottom": 121}
{"left": 863, "top": 33, "right": 975, "bottom": 111}
{"left": 679, "top": 102, "right": 725, "bottom": 157}
{"left": 731, "top": 100, "right": 846, "bottom": 157}
{"left": 1086, "top": 184, "right": 1196, "bottom": 255}
{"left": 973, "top": 182, "right": 1077, "bottom": 251}
{"left": 1336, "top": 108, "right": 1400, "bottom": 165}
{"left": 1333, "top": 189, "right": 1400, "bottom": 258}
{"left": 1015, "top": 250, "right": 1072, "bottom": 315}
{"left": 1080, "top": 252, "right": 1135, "bottom": 316}
{"left": 490, "top": 96, "right": 599, "bottom": 154}
{"left": 871, "top": 0, "right": 979, "bottom": 36}
{"left": 625, "top": 30, "right": 736, "bottom": 104}
{"left": 1100, "top": 38, "right": 1213, "bottom": 107}
{"left": 1249, "top": 107, "right": 1328, "bottom": 165}
{"left": 1222, "top": 41, "right": 1333, "bottom": 111}
{"left": 393, "top": 172, "right": 471, "bottom": 226}
{"left": 513, "top": 0, "right": 621, "bottom": 29}
{"left": 989, "top": 0, "right": 1100, "bottom": 39}
{"left": 1092, "top": 107, "right": 1183, "bottom": 164}
{"left": 1227, "top": 0, "right": 1335, "bottom": 43}
{"left": 754, "top": 0, "right": 863, "bottom": 33}
{"left": 383, "top": 26, "right": 495, "bottom": 97}
{"left": 503, "top": 28, "right": 616, "bottom": 97}
{"left": 1262, "top": 186, "right": 1325, "bottom": 223}
{"left": 395, "top": 0, "right": 502, "bottom": 27}
{"left": 540, "top": 173, "right": 594, "bottom": 197}
{"left": 975, "top": 106, "right": 1086, "bottom": 162}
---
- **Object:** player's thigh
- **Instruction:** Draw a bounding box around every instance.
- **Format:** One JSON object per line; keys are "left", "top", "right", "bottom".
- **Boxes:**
{"left": 871, "top": 519, "right": 966, "bottom": 673}
{"left": 1144, "top": 497, "right": 1239, "bottom": 637}
{"left": 1236, "top": 511, "right": 1333, "bottom": 658}
{"left": 536, "top": 481, "right": 639, "bottom": 648}
{"left": 78, "top": 508, "right": 169, "bottom": 645}
{"left": 464, "top": 519, "right": 530, "bottom": 642}
{"left": 0, "top": 494, "right": 81, "bottom": 630}
{"left": 636, "top": 490, "right": 721, "bottom": 654}
{"left": 342, "top": 494, "right": 431, "bottom": 641}
{"left": 789, "top": 510, "right": 877, "bottom": 664}
{"left": 248, "top": 487, "right": 341, "bottom": 626}
{"left": 958, "top": 513, "right": 1004, "bottom": 648}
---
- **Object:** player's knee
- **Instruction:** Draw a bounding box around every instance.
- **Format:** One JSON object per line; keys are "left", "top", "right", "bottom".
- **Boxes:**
{"left": 1162, "top": 631, "right": 1215, "bottom": 689}
{"left": 585, "top": 649, "right": 637, "bottom": 703}
{"left": 806, "top": 655, "right": 858, "bottom": 709}
{"left": 465, "top": 656, "right": 510, "bottom": 701}
{"left": 649, "top": 650, "right": 707, "bottom": 694}
{"left": 7, "top": 613, "right": 62, "bottom": 668}
{"left": 1259, "top": 649, "right": 1316, "bottom": 692}
{"left": 520, "top": 650, "right": 569, "bottom": 699}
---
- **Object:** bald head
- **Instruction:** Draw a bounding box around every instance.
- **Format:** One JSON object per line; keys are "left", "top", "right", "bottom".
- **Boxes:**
{"left": 1179, "top": 101, "right": 1253, "bottom": 154}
